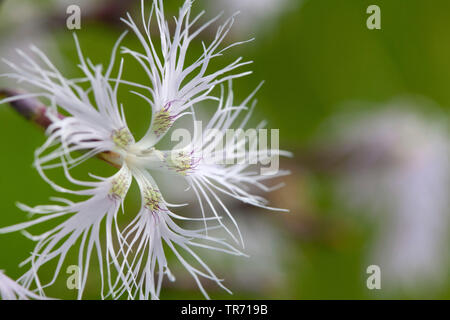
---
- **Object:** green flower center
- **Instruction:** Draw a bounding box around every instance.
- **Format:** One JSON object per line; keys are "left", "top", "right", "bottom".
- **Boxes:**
{"left": 143, "top": 187, "right": 163, "bottom": 213}
{"left": 109, "top": 170, "right": 131, "bottom": 199}
{"left": 165, "top": 151, "right": 193, "bottom": 176}
{"left": 112, "top": 128, "right": 134, "bottom": 149}
{"left": 153, "top": 109, "right": 173, "bottom": 138}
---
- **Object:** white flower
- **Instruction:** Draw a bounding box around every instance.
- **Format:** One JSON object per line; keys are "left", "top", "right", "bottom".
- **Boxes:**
{"left": 114, "top": 168, "right": 244, "bottom": 300}
{"left": 0, "top": 270, "right": 45, "bottom": 300}
{"left": 0, "top": 164, "right": 132, "bottom": 299}
{"left": 1, "top": 31, "right": 131, "bottom": 174}
{"left": 121, "top": 0, "right": 253, "bottom": 147}
{"left": 150, "top": 83, "right": 292, "bottom": 244}
{"left": 0, "top": 0, "right": 290, "bottom": 299}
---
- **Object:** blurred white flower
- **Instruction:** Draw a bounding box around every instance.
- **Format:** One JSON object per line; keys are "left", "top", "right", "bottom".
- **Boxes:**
{"left": 0, "top": 0, "right": 62, "bottom": 75}
{"left": 207, "top": 0, "right": 299, "bottom": 35}
{"left": 333, "top": 105, "right": 450, "bottom": 290}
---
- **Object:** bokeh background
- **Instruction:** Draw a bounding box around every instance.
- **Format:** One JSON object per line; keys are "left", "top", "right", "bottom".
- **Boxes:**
{"left": 0, "top": 0, "right": 449, "bottom": 299}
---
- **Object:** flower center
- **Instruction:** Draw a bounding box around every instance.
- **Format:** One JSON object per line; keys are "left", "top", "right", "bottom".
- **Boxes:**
{"left": 109, "top": 169, "right": 132, "bottom": 199}
{"left": 143, "top": 187, "right": 163, "bottom": 213}
{"left": 153, "top": 109, "right": 174, "bottom": 138}
{"left": 112, "top": 127, "right": 134, "bottom": 149}
{"left": 165, "top": 151, "right": 195, "bottom": 175}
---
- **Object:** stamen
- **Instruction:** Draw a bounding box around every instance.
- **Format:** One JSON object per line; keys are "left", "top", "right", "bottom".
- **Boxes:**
{"left": 143, "top": 187, "right": 163, "bottom": 213}
{"left": 112, "top": 127, "right": 134, "bottom": 148}
{"left": 153, "top": 102, "right": 177, "bottom": 138}
{"left": 109, "top": 169, "right": 132, "bottom": 199}
{"left": 165, "top": 151, "right": 196, "bottom": 176}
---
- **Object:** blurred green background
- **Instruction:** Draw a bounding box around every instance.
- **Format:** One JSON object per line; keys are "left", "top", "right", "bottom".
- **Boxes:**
{"left": 0, "top": 0, "right": 449, "bottom": 299}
